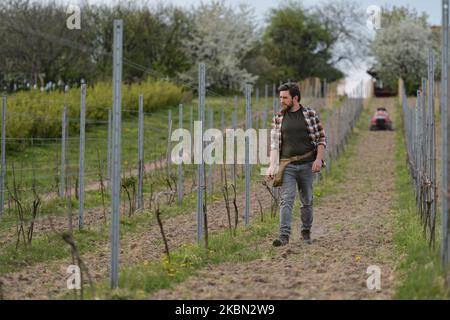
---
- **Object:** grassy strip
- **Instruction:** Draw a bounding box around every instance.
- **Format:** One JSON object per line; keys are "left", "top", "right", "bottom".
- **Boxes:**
{"left": 0, "top": 228, "right": 106, "bottom": 274}
{"left": 392, "top": 99, "right": 450, "bottom": 299}
{"left": 88, "top": 215, "right": 280, "bottom": 300}
{"left": 0, "top": 165, "right": 248, "bottom": 274}
{"left": 313, "top": 98, "right": 372, "bottom": 203}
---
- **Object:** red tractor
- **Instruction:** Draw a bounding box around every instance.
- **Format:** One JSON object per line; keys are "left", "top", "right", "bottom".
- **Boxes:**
{"left": 370, "top": 107, "right": 393, "bottom": 131}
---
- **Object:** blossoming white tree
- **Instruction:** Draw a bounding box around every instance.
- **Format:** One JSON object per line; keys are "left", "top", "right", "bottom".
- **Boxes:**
{"left": 370, "top": 7, "right": 440, "bottom": 93}
{"left": 180, "top": 0, "right": 259, "bottom": 91}
{"left": 371, "top": 19, "right": 431, "bottom": 86}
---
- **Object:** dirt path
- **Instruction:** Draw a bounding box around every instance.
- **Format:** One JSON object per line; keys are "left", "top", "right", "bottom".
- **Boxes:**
{"left": 150, "top": 97, "right": 398, "bottom": 300}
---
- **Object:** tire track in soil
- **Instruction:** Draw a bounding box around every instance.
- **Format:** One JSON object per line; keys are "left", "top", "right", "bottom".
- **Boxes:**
{"left": 150, "top": 98, "right": 398, "bottom": 300}
{"left": 0, "top": 171, "right": 275, "bottom": 299}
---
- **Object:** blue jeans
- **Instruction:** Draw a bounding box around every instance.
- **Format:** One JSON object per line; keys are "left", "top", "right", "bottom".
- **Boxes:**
{"left": 279, "top": 162, "right": 314, "bottom": 237}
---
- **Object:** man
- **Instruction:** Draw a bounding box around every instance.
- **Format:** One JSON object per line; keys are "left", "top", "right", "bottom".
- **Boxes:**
{"left": 267, "top": 82, "right": 326, "bottom": 246}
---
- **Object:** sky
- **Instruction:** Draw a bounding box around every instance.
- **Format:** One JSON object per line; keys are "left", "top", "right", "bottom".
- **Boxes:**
{"left": 162, "top": 0, "right": 441, "bottom": 26}
{"left": 59, "top": 0, "right": 443, "bottom": 95}
{"left": 80, "top": 0, "right": 441, "bottom": 25}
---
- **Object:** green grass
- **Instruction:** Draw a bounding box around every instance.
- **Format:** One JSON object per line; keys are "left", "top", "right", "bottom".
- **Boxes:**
{"left": 313, "top": 98, "right": 371, "bottom": 203}
{"left": 4, "top": 104, "right": 183, "bottom": 192}
{"left": 0, "top": 159, "right": 251, "bottom": 274}
{"left": 89, "top": 216, "right": 279, "bottom": 300}
{"left": 0, "top": 228, "right": 106, "bottom": 274}
{"left": 392, "top": 98, "right": 450, "bottom": 299}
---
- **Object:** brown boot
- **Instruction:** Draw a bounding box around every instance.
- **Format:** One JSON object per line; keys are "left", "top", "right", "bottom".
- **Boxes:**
{"left": 301, "top": 230, "right": 312, "bottom": 245}
{"left": 272, "top": 235, "right": 289, "bottom": 247}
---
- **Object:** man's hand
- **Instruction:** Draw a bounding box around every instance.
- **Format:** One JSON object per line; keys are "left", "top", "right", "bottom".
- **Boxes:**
{"left": 312, "top": 159, "right": 322, "bottom": 173}
{"left": 266, "top": 165, "right": 278, "bottom": 179}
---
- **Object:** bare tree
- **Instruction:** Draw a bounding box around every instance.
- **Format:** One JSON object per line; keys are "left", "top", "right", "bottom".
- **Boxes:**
{"left": 9, "top": 162, "right": 41, "bottom": 249}
{"left": 231, "top": 184, "right": 239, "bottom": 236}
{"left": 314, "top": 0, "right": 370, "bottom": 70}
{"left": 153, "top": 194, "right": 171, "bottom": 263}
{"left": 256, "top": 193, "right": 264, "bottom": 223}
{"left": 221, "top": 163, "right": 233, "bottom": 236}
{"left": 121, "top": 176, "right": 137, "bottom": 217}
{"left": 262, "top": 180, "right": 279, "bottom": 218}
{"left": 203, "top": 179, "right": 209, "bottom": 250}
{"left": 164, "top": 174, "right": 177, "bottom": 206}
{"left": 96, "top": 150, "right": 107, "bottom": 224}
{"left": 61, "top": 231, "right": 96, "bottom": 300}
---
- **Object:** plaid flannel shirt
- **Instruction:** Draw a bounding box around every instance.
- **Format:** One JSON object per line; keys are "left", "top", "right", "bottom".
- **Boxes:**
{"left": 270, "top": 104, "right": 327, "bottom": 160}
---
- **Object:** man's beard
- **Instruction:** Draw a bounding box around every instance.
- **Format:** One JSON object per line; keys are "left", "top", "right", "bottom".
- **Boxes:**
{"left": 281, "top": 101, "right": 294, "bottom": 111}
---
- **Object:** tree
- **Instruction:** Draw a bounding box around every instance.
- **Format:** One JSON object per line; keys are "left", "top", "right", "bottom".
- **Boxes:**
{"left": 381, "top": 5, "right": 428, "bottom": 27}
{"left": 370, "top": 6, "right": 436, "bottom": 95}
{"left": 0, "top": 0, "right": 193, "bottom": 86}
{"left": 313, "top": 0, "right": 369, "bottom": 70}
{"left": 180, "top": 0, "right": 259, "bottom": 91}
{"left": 0, "top": 0, "right": 95, "bottom": 86}
{"left": 262, "top": 1, "right": 344, "bottom": 83}
{"left": 87, "top": 2, "right": 192, "bottom": 82}
{"left": 241, "top": 42, "right": 276, "bottom": 87}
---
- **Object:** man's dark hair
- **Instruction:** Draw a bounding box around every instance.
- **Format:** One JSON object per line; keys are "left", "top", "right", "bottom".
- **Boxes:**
{"left": 278, "top": 82, "right": 301, "bottom": 102}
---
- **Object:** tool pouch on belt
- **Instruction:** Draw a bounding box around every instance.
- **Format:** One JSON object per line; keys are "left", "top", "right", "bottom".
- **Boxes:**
{"left": 272, "top": 150, "right": 316, "bottom": 187}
